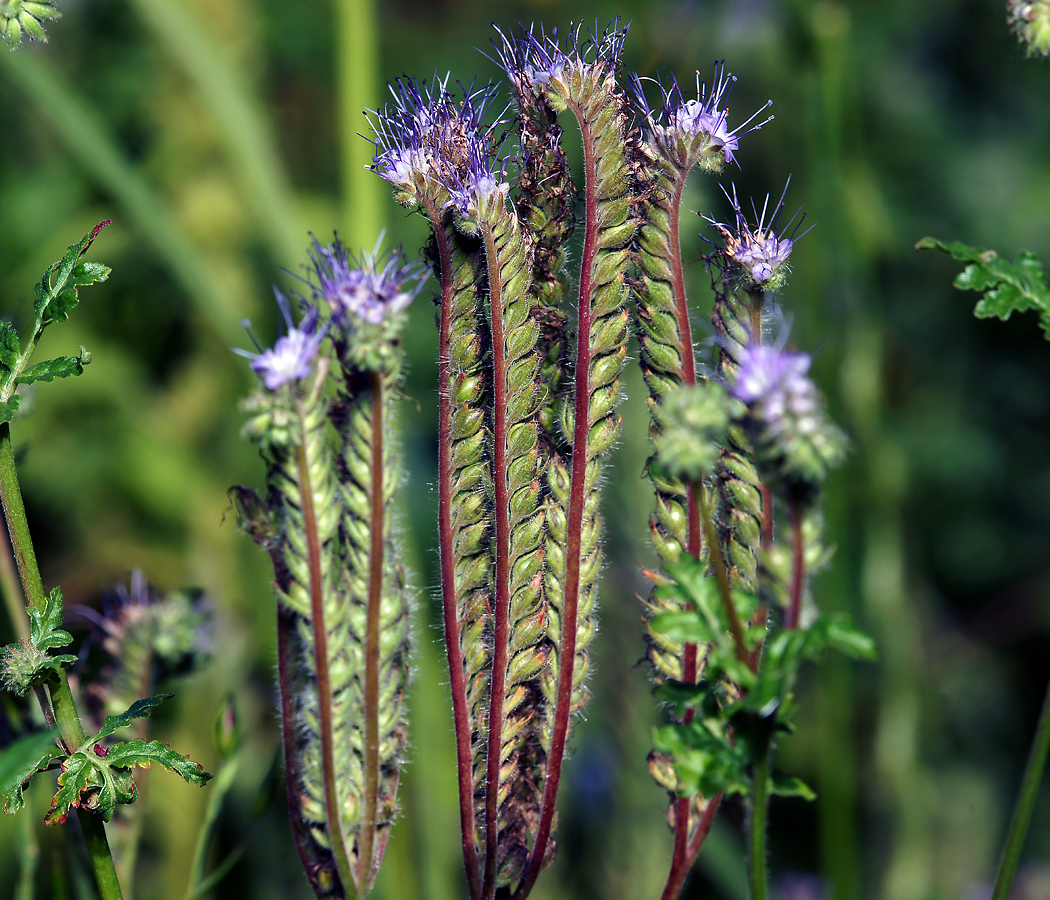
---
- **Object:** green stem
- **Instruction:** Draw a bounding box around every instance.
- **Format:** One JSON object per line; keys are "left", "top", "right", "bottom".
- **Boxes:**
{"left": 990, "top": 676, "right": 1050, "bottom": 900}
{"left": 335, "top": 0, "right": 382, "bottom": 249}
{"left": 79, "top": 813, "right": 125, "bottom": 900}
{"left": 0, "top": 501, "right": 28, "bottom": 641}
{"left": 698, "top": 492, "right": 749, "bottom": 667}
{"left": 748, "top": 718, "right": 773, "bottom": 900}
{"left": 0, "top": 423, "right": 123, "bottom": 900}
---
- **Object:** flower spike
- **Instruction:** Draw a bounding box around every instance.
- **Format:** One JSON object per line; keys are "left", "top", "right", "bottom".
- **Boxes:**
{"left": 630, "top": 64, "right": 772, "bottom": 172}
{"left": 493, "top": 18, "right": 630, "bottom": 110}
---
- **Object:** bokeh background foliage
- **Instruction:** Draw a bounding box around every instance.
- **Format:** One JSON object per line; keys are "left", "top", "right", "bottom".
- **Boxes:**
{"left": 1, "top": 1, "right": 1050, "bottom": 898}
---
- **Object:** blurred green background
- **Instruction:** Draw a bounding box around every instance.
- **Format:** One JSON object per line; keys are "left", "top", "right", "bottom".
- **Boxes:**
{"left": 2, "top": 1, "right": 1050, "bottom": 898}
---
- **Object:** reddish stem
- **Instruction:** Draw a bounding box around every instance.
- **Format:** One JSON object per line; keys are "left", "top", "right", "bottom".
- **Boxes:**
{"left": 424, "top": 200, "right": 482, "bottom": 900}
{"left": 481, "top": 222, "right": 512, "bottom": 900}
{"left": 660, "top": 792, "right": 724, "bottom": 900}
{"left": 295, "top": 427, "right": 357, "bottom": 896}
{"left": 667, "top": 167, "right": 709, "bottom": 894}
{"left": 513, "top": 102, "right": 599, "bottom": 900}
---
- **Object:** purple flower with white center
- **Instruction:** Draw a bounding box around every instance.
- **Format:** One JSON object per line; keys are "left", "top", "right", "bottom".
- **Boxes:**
{"left": 236, "top": 291, "right": 325, "bottom": 391}
{"left": 307, "top": 235, "right": 425, "bottom": 326}
{"left": 367, "top": 76, "right": 501, "bottom": 204}
{"left": 708, "top": 179, "right": 810, "bottom": 287}
{"left": 630, "top": 65, "right": 772, "bottom": 171}
{"left": 493, "top": 19, "right": 628, "bottom": 105}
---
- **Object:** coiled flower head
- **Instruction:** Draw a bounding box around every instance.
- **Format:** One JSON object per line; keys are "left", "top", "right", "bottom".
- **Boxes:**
{"left": 1008, "top": 0, "right": 1050, "bottom": 56}
{"left": 494, "top": 18, "right": 629, "bottom": 111}
{"left": 438, "top": 136, "right": 512, "bottom": 230}
{"left": 708, "top": 180, "right": 808, "bottom": 290}
{"left": 630, "top": 65, "right": 772, "bottom": 172}
{"left": 368, "top": 76, "right": 502, "bottom": 208}
{"left": 1, "top": 0, "right": 60, "bottom": 49}
{"left": 236, "top": 292, "right": 326, "bottom": 391}
{"left": 729, "top": 339, "right": 846, "bottom": 501}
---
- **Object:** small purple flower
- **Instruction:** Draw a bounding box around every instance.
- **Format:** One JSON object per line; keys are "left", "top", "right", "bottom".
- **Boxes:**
{"left": 731, "top": 342, "right": 814, "bottom": 413}
{"left": 236, "top": 291, "right": 325, "bottom": 391}
{"left": 631, "top": 65, "right": 771, "bottom": 171}
{"left": 493, "top": 19, "right": 629, "bottom": 103}
{"left": 307, "top": 235, "right": 425, "bottom": 325}
{"left": 708, "top": 180, "right": 809, "bottom": 287}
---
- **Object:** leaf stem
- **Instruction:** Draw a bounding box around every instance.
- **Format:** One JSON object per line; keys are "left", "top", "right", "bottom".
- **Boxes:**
{"left": 990, "top": 676, "right": 1050, "bottom": 900}
{"left": 424, "top": 199, "right": 482, "bottom": 900}
{"left": 294, "top": 406, "right": 358, "bottom": 899}
{"left": 480, "top": 221, "right": 511, "bottom": 900}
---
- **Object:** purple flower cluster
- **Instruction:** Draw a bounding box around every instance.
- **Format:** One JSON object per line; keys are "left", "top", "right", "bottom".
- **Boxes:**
{"left": 237, "top": 292, "right": 325, "bottom": 391}
{"left": 631, "top": 65, "right": 771, "bottom": 170}
{"left": 368, "top": 76, "right": 500, "bottom": 205}
{"left": 731, "top": 342, "right": 814, "bottom": 413}
{"left": 709, "top": 181, "right": 808, "bottom": 286}
{"left": 307, "top": 236, "right": 424, "bottom": 326}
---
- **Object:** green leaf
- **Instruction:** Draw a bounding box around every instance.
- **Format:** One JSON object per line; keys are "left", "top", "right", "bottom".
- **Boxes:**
{"left": 0, "top": 397, "right": 20, "bottom": 425}
{"left": 918, "top": 237, "right": 1050, "bottom": 339}
{"left": 71, "top": 261, "right": 111, "bottom": 287}
{"left": 89, "top": 694, "right": 173, "bottom": 743}
{"left": 28, "top": 587, "right": 73, "bottom": 651}
{"left": 650, "top": 610, "right": 713, "bottom": 644}
{"left": 0, "top": 323, "right": 20, "bottom": 378}
{"left": 44, "top": 752, "right": 93, "bottom": 825}
{"left": 17, "top": 349, "right": 91, "bottom": 385}
{"left": 106, "top": 739, "right": 212, "bottom": 787}
{"left": 770, "top": 771, "right": 816, "bottom": 801}
{"left": 813, "top": 613, "right": 878, "bottom": 661}
{"left": 0, "top": 729, "right": 61, "bottom": 815}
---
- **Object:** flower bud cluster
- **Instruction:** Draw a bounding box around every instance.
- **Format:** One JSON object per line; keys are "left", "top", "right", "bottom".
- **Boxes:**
{"left": 0, "top": 0, "right": 59, "bottom": 48}
{"left": 237, "top": 236, "right": 425, "bottom": 390}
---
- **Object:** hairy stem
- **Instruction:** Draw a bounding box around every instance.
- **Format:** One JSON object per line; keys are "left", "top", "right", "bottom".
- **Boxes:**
{"left": 357, "top": 371, "right": 385, "bottom": 888}
{"left": 749, "top": 719, "right": 773, "bottom": 900}
{"left": 514, "top": 102, "right": 598, "bottom": 900}
{"left": 481, "top": 221, "right": 511, "bottom": 900}
{"left": 660, "top": 793, "right": 723, "bottom": 900}
{"left": 276, "top": 605, "right": 323, "bottom": 891}
{"left": 424, "top": 198, "right": 482, "bottom": 900}
{"left": 991, "top": 676, "right": 1050, "bottom": 900}
{"left": 295, "top": 409, "right": 358, "bottom": 899}
{"left": 0, "top": 516, "right": 28, "bottom": 641}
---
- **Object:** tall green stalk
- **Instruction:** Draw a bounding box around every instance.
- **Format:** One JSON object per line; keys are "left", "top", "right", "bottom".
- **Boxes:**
{"left": 0, "top": 423, "right": 124, "bottom": 900}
